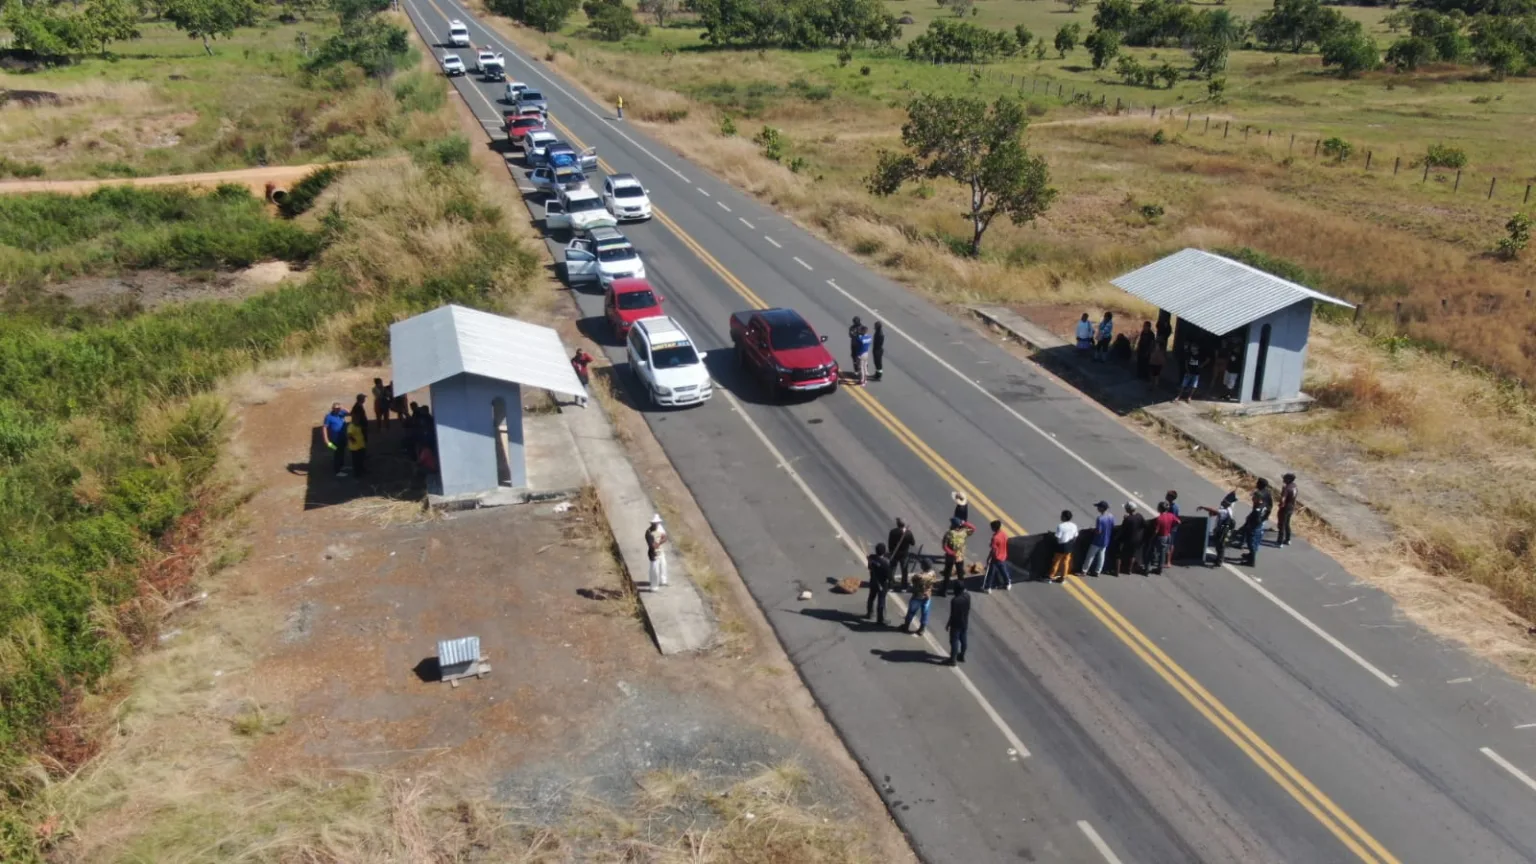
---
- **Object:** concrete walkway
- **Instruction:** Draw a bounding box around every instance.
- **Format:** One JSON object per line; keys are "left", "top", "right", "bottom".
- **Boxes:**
{"left": 969, "top": 304, "right": 1393, "bottom": 548}
{"left": 559, "top": 397, "right": 716, "bottom": 655}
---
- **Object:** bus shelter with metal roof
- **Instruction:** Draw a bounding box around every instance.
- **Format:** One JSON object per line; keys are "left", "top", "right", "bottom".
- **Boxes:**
{"left": 1112, "top": 249, "right": 1354, "bottom": 405}
{"left": 391, "top": 305, "right": 586, "bottom": 497}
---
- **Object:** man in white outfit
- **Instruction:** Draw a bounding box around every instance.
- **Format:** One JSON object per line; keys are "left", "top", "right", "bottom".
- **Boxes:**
{"left": 645, "top": 514, "right": 668, "bottom": 590}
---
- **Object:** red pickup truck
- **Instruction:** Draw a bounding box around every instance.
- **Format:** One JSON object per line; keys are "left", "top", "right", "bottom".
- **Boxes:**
{"left": 504, "top": 111, "right": 545, "bottom": 144}
{"left": 730, "top": 308, "right": 839, "bottom": 399}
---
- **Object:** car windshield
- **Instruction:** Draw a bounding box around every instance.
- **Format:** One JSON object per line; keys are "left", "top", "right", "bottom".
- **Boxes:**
{"left": 513, "top": 118, "right": 541, "bottom": 129}
{"left": 597, "top": 245, "right": 636, "bottom": 263}
{"left": 768, "top": 321, "right": 820, "bottom": 350}
{"left": 567, "top": 197, "right": 604, "bottom": 213}
{"left": 616, "top": 289, "right": 656, "bottom": 310}
{"left": 651, "top": 344, "right": 699, "bottom": 368}
{"left": 521, "top": 91, "right": 544, "bottom": 101}
{"left": 614, "top": 186, "right": 645, "bottom": 198}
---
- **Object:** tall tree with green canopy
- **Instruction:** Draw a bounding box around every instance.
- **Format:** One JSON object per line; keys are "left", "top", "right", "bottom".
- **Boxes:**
{"left": 867, "top": 94, "right": 1056, "bottom": 256}
{"left": 163, "top": 0, "right": 264, "bottom": 54}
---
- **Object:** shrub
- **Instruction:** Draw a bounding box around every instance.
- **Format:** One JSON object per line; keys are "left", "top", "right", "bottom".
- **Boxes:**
{"left": 1151, "top": 128, "right": 1167, "bottom": 145}
{"left": 719, "top": 115, "right": 738, "bottom": 136}
{"left": 0, "top": 157, "right": 45, "bottom": 179}
{"left": 278, "top": 165, "right": 346, "bottom": 218}
{"left": 1423, "top": 143, "right": 1467, "bottom": 170}
{"left": 410, "top": 134, "right": 472, "bottom": 168}
{"left": 1321, "top": 136, "right": 1354, "bottom": 162}
{"left": 754, "top": 125, "right": 786, "bottom": 162}
{"left": 1139, "top": 202, "right": 1165, "bottom": 222}
{"left": 1496, "top": 211, "right": 1531, "bottom": 260}
{"left": 860, "top": 65, "right": 872, "bottom": 75}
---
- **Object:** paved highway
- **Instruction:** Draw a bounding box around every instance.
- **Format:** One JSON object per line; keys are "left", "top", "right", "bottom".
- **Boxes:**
{"left": 405, "top": 4, "right": 1536, "bottom": 861}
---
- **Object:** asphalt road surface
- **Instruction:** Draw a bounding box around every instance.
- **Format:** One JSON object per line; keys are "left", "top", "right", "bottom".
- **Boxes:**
{"left": 406, "top": 5, "right": 1536, "bottom": 861}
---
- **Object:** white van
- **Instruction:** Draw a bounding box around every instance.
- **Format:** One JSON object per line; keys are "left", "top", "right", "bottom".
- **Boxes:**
{"left": 447, "top": 20, "right": 470, "bottom": 46}
{"left": 626, "top": 317, "right": 712, "bottom": 408}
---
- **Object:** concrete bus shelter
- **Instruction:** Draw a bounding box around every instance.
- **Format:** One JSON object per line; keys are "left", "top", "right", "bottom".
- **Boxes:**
{"left": 390, "top": 305, "right": 587, "bottom": 498}
{"left": 1112, "top": 248, "right": 1353, "bottom": 408}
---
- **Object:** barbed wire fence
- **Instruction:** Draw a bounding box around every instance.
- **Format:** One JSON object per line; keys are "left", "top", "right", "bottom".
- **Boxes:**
{"left": 932, "top": 59, "right": 1536, "bottom": 212}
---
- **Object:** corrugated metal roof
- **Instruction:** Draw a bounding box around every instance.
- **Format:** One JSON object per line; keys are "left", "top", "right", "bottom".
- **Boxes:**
{"left": 390, "top": 305, "right": 587, "bottom": 399}
{"left": 438, "top": 635, "right": 480, "bottom": 667}
{"left": 1110, "top": 248, "right": 1353, "bottom": 337}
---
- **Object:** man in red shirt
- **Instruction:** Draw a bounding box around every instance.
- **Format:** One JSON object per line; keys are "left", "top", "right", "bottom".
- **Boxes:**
{"left": 981, "top": 519, "right": 1010, "bottom": 593}
{"left": 1151, "top": 501, "right": 1179, "bottom": 575}
{"left": 570, "top": 349, "right": 594, "bottom": 407}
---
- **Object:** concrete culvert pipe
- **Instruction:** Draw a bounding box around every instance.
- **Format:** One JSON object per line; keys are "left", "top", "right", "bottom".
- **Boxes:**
{"left": 270, "top": 187, "right": 289, "bottom": 205}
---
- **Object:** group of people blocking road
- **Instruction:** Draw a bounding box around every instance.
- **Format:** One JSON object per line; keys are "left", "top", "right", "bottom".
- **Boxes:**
{"left": 847, "top": 317, "right": 885, "bottom": 386}
{"left": 318, "top": 379, "right": 439, "bottom": 480}
{"left": 861, "top": 478, "right": 1302, "bottom": 665}
{"left": 1077, "top": 310, "right": 1250, "bottom": 403}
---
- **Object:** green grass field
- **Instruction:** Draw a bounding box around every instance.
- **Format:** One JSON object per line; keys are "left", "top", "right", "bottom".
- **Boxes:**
{"left": 0, "top": 14, "right": 450, "bottom": 179}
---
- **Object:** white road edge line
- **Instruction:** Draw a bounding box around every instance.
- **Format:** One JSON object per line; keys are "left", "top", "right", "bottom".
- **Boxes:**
{"left": 820, "top": 278, "right": 1400, "bottom": 689}
{"left": 1077, "top": 821, "right": 1125, "bottom": 864}
{"left": 697, "top": 187, "right": 710, "bottom": 196}
{"left": 413, "top": 0, "right": 1042, "bottom": 769}
{"left": 431, "top": 0, "right": 691, "bottom": 182}
{"left": 765, "top": 236, "right": 782, "bottom": 248}
{"left": 719, "top": 388, "right": 1032, "bottom": 760}
{"left": 1516, "top": 723, "right": 1536, "bottom": 730}
{"left": 1482, "top": 747, "right": 1536, "bottom": 794}
{"left": 794, "top": 256, "right": 813, "bottom": 271}
{"left": 739, "top": 217, "right": 756, "bottom": 229}
{"left": 717, "top": 201, "right": 731, "bottom": 212}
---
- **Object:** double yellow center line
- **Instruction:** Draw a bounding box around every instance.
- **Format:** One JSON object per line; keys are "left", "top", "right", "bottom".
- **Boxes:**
{"left": 526, "top": 82, "right": 1402, "bottom": 864}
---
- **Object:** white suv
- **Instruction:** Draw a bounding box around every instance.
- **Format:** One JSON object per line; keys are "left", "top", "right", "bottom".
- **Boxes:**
{"left": 626, "top": 316, "right": 712, "bottom": 408}
{"left": 565, "top": 226, "right": 645, "bottom": 288}
{"left": 447, "top": 20, "right": 470, "bottom": 46}
{"left": 602, "top": 173, "right": 652, "bottom": 221}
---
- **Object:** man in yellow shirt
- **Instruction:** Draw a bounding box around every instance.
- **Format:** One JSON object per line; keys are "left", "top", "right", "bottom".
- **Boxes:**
{"left": 346, "top": 415, "right": 368, "bottom": 477}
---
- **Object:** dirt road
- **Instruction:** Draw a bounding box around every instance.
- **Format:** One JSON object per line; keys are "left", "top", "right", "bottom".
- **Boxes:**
{"left": 0, "top": 161, "right": 379, "bottom": 197}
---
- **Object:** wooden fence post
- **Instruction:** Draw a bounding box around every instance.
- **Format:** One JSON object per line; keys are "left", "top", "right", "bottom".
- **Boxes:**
{"left": 1526, "top": 183, "right": 1532, "bottom": 205}
{"left": 1224, "top": 120, "right": 1230, "bottom": 138}
{"left": 1423, "top": 162, "right": 1430, "bottom": 182}
{"left": 1205, "top": 116, "right": 1210, "bottom": 133}
{"left": 1489, "top": 176, "right": 1497, "bottom": 199}
{"left": 1314, "top": 139, "right": 1320, "bottom": 158}
{"left": 1289, "top": 133, "right": 1295, "bottom": 152}
{"left": 1454, "top": 169, "right": 1461, "bottom": 192}
{"left": 1186, "top": 113, "right": 1192, "bottom": 130}
{"left": 1394, "top": 156, "right": 1400, "bottom": 175}
{"left": 1365, "top": 150, "right": 1372, "bottom": 170}
{"left": 1152, "top": 105, "right": 1157, "bottom": 117}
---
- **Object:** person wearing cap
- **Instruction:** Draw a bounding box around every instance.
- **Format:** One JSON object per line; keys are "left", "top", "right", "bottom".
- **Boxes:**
{"left": 1277, "top": 473, "right": 1299, "bottom": 547}
{"left": 1151, "top": 501, "right": 1179, "bottom": 574}
{"left": 938, "top": 516, "right": 975, "bottom": 597}
{"left": 945, "top": 581, "right": 971, "bottom": 665}
{"left": 322, "top": 402, "right": 349, "bottom": 476}
{"left": 863, "top": 542, "right": 892, "bottom": 625}
{"left": 981, "top": 519, "right": 1010, "bottom": 593}
{"left": 1239, "top": 480, "right": 1273, "bottom": 566}
{"left": 645, "top": 515, "right": 669, "bottom": 590}
{"left": 1197, "top": 492, "right": 1238, "bottom": 567}
{"left": 1049, "top": 510, "right": 1078, "bottom": 583}
{"left": 1082, "top": 501, "right": 1115, "bottom": 577}
{"left": 1116, "top": 502, "right": 1147, "bottom": 576}
{"left": 887, "top": 517, "right": 916, "bottom": 589}
{"left": 847, "top": 316, "right": 863, "bottom": 368}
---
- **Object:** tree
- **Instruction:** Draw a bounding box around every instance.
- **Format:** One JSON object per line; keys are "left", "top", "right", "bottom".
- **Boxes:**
{"left": 330, "top": 0, "right": 387, "bottom": 23}
{"left": 1053, "top": 21, "right": 1080, "bottom": 56}
{"left": 1057, "top": 0, "right": 1085, "bottom": 11}
{"left": 1084, "top": 28, "right": 1119, "bottom": 68}
{"left": 584, "top": 0, "right": 646, "bottom": 39}
{"left": 520, "top": 0, "right": 580, "bottom": 31}
{"left": 637, "top": 0, "right": 675, "bottom": 26}
{"left": 1192, "top": 37, "right": 1229, "bottom": 76}
{"left": 1093, "top": 0, "right": 1134, "bottom": 33}
{"left": 1156, "top": 59, "right": 1179, "bottom": 86}
{"left": 866, "top": 94, "right": 1056, "bottom": 256}
{"left": 1386, "top": 34, "right": 1435, "bottom": 69}
{"left": 948, "top": 0, "right": 973, "bottom": 17}
{"left": 86, "top": 0, "right": 143, "bottom": 53}
{"left": 1320, "top": 31, "right": 1379, "bottom": 76}
{"left": 907, "top": 19, "right": 1016, "bottom": 62}
{"left": 307, "top": 14, "right": 409, "bottom": 75}
{"left": 1253, "top": 0, "right": 1352, "bottom": 53}
{"left": 1013, "top": 23, "right": 1032, "bottom": 52}
{"left": 163, "top": 0, "right": 263, "bottom": 54}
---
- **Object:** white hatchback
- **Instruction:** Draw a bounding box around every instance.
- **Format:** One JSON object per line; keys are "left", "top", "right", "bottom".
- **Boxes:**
{"left": 626, "top": 316, "right": 712, "bottom": 408}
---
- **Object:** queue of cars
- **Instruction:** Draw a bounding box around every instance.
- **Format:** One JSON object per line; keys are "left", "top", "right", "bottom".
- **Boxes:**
{"left": 444, "top": 38, "right": 836, "bottom": 410}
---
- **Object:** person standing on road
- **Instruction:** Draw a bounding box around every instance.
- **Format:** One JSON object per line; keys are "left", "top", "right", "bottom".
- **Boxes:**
{"left": 1135, "top": 321, "right": 1155, "bottom": 380}
{"left": 864, "top": 542, "right": 892, "bottom": 625}
{"left": 1277, "top": 473, "right": 1299, "bottom": 547}
{"left": 939, "top": 516, "right": 975, "bottom": 597}
{"left": 646, "top": 514, "right": 669, "bottom": 590}
{"left": 853, "top": 325, "right": 873, "bottom": 386}
{"left": 887, "top": 518, "right": 916, "bottom": 589}
{"left": 1197, "top": 491, "right": 1238, "bottom": 567}
{"left": 1049, "top": 511, "right": 1078, "bottom": 583}
{"left": 1177, "top": 343, "right": 1205, "bottom": 401}
{"left": 1082, "top": 501, "right": 1114, "bottom": 577}
{"left": 1151, "top": 502, "right": 1178, "bottom": 574}
{"left": 1094, "top": 312, "right": 1114, "bottom": 362}
{"left": 902, "top": 569, "right": 936, "bottom": 636}
{"left": 322, "top": 402, "right": 349, "bottom": 476}
{"left": 946, "top": 582, "right": 971, "bottom": 665}
{"left": 346, "top": 411, "right": 368, "bottom": 478}
{"left": 872, "top": 321, "right": 886, "bottom": 381}
{"left": 1075, "top": 313, "right": 1094, "bottom": 352}
{"left": 1239, "top": 479, "right": 1274, "bottom": 565}
{"left": 616, "top": 96, "right": 624, "bottom": 119}
{"left": 982, "top": 520, "right": 1010, "bottom": 593}
{"left": 372, "top": 378, "right": 394, "bottom": 430}
{"left": 1116, "top": 502, "right": 1147, "bottom": 576}
{"left": 951, "top": 491, "right": 969, "bottom": 525}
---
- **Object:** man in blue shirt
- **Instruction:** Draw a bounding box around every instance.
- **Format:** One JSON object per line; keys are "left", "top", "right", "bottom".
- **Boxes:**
{"left": 1082, "top": 501, "right": 1115, "bottom": 577}
{"left": 322, "top": 402, "right": 349, "bottom": 475}
{"left": 853, "top": 325, "right": 873, "bottom": 386}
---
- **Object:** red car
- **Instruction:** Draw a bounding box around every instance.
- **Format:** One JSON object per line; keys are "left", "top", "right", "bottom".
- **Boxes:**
{"left": 605, "top": 278, "right": 664, "bottom": 339}
{"left": 729, "top": 308, "right": 839, "bottom": 400}
{"left": 504, "top": 112, "right": 545, "bottom": 145}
